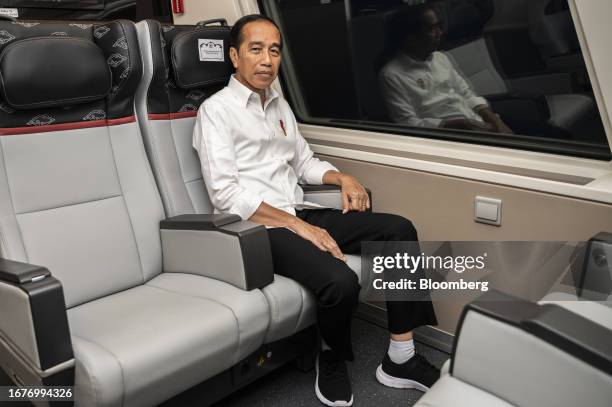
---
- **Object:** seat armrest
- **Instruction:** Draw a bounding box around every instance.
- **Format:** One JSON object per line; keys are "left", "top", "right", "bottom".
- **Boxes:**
{"left": 301, "top": 184, "right": 372, "bottom": 211}
{"left": 450, "top": 291, "right": 612, "bottom": 407}
{"left": 0, "top": 259, "right": 50, "bottom": 284}
{"left": 0, "top": 258, "right": 74, "bottom": 386}
{"left": 160, "top": 214, "right": 274, "bottom": 291}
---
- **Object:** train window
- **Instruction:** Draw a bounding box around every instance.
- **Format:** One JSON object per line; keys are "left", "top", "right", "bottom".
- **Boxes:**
{"left": 261, "top": 0, "right": 612, "bottom": 160}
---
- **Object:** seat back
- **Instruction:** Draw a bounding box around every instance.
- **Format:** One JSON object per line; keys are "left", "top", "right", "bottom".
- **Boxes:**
{"left": 135, "top": 20, "right": 234, "bottom": 217}
{"left": 445, "top": 38, "right": 508, "bottom": 96}
{"left": 528, "top": 0, "right": 580, "bottom": 58}
{"left": 0, "top": 20, "right": 165, "bottom": 308}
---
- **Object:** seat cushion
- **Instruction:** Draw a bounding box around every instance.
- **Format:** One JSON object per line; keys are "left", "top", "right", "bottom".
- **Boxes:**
{"left": 146, "top": 272, "right": 270, "bottom": 360}
{"left": 261, "top": 254, "right": 368, "bottom": 343}
{"left": 68, "top": 280, "right": 268, "bottom": 407}
{"left": 546, "top": 94, "right": 594, "bottom": 132}
{"left": 261, "top": 274, "right": 317, "bottom": 342}
{"left": 415, "top": 374, "right": 514, "bottom": 407}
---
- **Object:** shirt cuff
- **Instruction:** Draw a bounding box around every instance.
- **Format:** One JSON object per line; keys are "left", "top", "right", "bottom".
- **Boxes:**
{"left": 467, "top": 97, "right": 489, "bottom": 111}
{"left": 302, "top": 161, "right": 338, "bottom": 185}
{"left": 229, "top": 192, "right": 264, "bottom": 220}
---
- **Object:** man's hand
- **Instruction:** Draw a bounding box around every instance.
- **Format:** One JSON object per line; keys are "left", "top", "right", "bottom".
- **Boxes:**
{"left": 339, "top": 174, "right": 370, "bottom": 214}
{"left": 322, "top": 171, "right": 370, "bottom": 214}
{"left": 249, "top": 201, "right": 346, "bottom": 262}
{"left": 289, "top": 218, "right": 346, "bottom": 262}
{"left": 475, "top": 106, "right": 514, "bottom": 134}
{"left": 491, "top": 119, "right": 513, "bottom": 134}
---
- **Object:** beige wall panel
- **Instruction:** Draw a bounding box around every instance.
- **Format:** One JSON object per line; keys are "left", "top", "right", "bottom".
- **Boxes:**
{"left": 322, "top": 155, "right": 612, "bottom": 333}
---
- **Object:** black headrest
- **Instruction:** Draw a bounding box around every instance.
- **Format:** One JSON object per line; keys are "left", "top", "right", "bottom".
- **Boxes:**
{"left": 171, "top": 26, "right": 234, "bottom": 89}
{"left": 0, "top": 37, "right": 112, "bottom": 110}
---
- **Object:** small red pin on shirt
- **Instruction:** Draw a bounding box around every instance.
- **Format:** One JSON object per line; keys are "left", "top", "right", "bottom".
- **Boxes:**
{"left": 279, "top": 119, "right": 287, "bottom": 136}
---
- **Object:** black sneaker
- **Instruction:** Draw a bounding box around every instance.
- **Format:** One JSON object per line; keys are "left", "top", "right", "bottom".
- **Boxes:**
{"left": 376, "top": 353, "right": 440, "bottom": 392}
{"left": 315, "top": 350, "right": 353, "bottom": 406}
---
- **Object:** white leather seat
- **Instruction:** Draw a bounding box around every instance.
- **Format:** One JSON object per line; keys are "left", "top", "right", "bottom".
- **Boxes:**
{"left": 416, "top": 292, "right": 612, "bottom": 407}
{"left": 0, "top": 19, "right": 270, "bottom": 406}
{"left": 446, "top": 38, "right": 597, "bottom": 137}
{"left": 69, "top": 281, "right": 253, "bottom": 407}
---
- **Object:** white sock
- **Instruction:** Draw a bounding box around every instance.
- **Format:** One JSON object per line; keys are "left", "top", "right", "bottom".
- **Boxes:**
{"left": 388, "top": 338, "right": 415, "bottom": 364}
{"left": 321, "top": 339, "right": 331, "bottom": 351}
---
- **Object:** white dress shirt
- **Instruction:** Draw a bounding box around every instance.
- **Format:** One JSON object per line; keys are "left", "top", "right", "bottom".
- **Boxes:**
{"left": 379, "top": 51, "right": 488, "bottom": 128}
{"left": 193, "top": 76, "right": 338, "bottom": 220}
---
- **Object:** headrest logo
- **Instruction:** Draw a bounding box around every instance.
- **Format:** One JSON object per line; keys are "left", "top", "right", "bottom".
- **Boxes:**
{"left": 198, "top": 39, "right": 224, "bottom": 62}
{"left": 113, "top": 37, "right": 128, "bottom": 50}
{"left": 119, "top": 67, "right": 130, "bottom": 79}
{"left": 178, "top": 103, "right": 197, "bottom": 112}
{"left": 27, "top": 114, "right": 55, "bottom": 126}
{"left": 107, "top": 53, "right": 127, "bottom": 68}
{"left": 93, "top": 26, "right": 110, "bottom": 39}
{"left": 0, "top": 30, "right": 15, "bottom": 45}
{"left": 82, "top": 110, "right": 106, "bottom": 121}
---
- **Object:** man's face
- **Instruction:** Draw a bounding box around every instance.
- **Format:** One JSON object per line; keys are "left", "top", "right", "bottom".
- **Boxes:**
{"left": 405, "top": 8, "right": 443, "bottom": 56}
{"left": 229, "top": 20, "right": 282, "bottom": 92}
{"left": 419, "top": 9, "right": 443, "bottom": 53}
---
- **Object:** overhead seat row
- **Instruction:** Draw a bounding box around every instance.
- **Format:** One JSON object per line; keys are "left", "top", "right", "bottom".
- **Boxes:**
{"left": 0, "top": 18, "right": 367, "bottom": 406}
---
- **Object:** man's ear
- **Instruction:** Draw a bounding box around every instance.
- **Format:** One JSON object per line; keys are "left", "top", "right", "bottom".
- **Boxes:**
{"left": 229, "top": 46, "right": 239, "bottom": 69}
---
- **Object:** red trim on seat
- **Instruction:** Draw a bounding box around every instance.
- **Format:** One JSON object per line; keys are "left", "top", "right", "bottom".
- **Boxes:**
{"left": 147, "top": 111, "right": 198, "bottom": 120}
{"left": 0, "top": 116, "right": 136, "bottom": 136}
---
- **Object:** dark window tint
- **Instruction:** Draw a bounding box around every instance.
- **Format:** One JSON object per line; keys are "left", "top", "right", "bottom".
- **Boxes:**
{"left": 262, "top": 0, "right": 611, "bottom": 160}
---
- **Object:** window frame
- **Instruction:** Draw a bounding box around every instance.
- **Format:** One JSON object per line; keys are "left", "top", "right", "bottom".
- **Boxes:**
{"left": 260, "top": 0, "right": 612, "bottom": 161}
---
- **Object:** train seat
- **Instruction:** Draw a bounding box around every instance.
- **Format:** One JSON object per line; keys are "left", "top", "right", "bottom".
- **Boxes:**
{"left": 415, "top": 291, "right": 612, "bottom": 407}
{"left": 0, "top": 19, "right": 272, "bottom": 406}
{"left": 527, "top": 0, "right": 581, "bottom": 61}
{"left": 444, "top": 37, "right": 595, "bottom": 138}
{"left": 134, "top": 19, "right": 371, "bottom": 343}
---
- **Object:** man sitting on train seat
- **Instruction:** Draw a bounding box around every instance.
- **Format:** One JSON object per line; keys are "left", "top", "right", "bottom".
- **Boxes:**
{"left": 193, "top": 14, "right": 439, "bottom": 406}
{"left": 379, "top": 4, "right": 513, "bottom": 134}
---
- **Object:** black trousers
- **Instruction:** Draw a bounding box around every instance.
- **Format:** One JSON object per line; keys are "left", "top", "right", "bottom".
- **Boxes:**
{"left": 267, "top": 209, "right": 437, "bottom": 361}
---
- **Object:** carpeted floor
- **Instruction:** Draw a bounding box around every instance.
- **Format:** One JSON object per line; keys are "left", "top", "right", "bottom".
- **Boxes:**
{"left": 214, "top": 317, "right": 450, "bottom": 407}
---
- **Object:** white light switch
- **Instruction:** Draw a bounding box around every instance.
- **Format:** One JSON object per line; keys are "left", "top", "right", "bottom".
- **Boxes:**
{"left": 475, "top": 196, "right": 502, "bottom": 226}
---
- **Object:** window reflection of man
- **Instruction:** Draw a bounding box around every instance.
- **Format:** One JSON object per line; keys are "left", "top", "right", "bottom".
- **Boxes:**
{"left": 379, "top": 4, "right": 512, "bottom": 133}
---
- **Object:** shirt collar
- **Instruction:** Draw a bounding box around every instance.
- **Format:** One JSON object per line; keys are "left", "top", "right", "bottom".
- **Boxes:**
{"left": 397, "top": 50, "right": 434, "bottom": 67}
{"left": 228, "top": 75, "right": 279, "bottom": 109}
